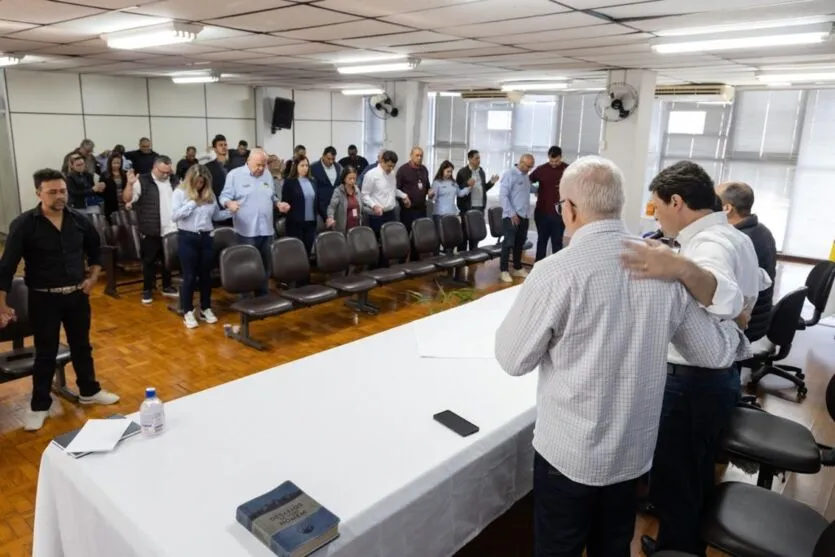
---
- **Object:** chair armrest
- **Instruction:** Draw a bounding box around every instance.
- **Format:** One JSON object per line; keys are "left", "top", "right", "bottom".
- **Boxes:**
{"left": 819, "top": 443, "right": 835, "bottom": 466}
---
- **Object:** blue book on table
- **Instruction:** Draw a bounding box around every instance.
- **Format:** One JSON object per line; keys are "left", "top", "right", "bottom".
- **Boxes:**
{"left": 236, "top": 481, "right": 340, "bottom": 557}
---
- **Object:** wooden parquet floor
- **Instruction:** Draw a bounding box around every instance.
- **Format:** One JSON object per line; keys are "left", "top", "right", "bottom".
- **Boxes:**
{"left": 1, "top": 258, "right": 834, "bottom": 557}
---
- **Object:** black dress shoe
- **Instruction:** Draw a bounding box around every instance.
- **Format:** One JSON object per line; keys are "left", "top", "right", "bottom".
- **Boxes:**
{"left": 641, "top": 535, "right": 657, "bottom": 556}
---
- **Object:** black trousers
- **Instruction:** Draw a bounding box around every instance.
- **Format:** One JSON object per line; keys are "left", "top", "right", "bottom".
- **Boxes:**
{"left": 29, "top": 290, "right": 100, "bottom": 411}
{"left": 499, "top": 216, "right": 529, "bottom": 272}
{"left": 178, "top": 230, "right": 213, "bottom": 313}
{"left": 400, "top": 207, "right": 426, "bottom": 260}
{"left": 534, "top": 452, "right": 637, "bottom": 557}
{"left": 534, "top": 210, "right": 565, "bottom": 261}
{"left": 140, "top": 234, "right": 172, "bottom": 293}
{"left": 368, "top": 210, "right": 396, "bottom": 267}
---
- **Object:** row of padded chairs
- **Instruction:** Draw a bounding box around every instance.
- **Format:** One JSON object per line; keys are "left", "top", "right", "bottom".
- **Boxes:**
{"left": 219, "top": 212, "right": 502, "bottom": 349}
{"left": 0, "top": 278, "right": 75, "bottom": 401}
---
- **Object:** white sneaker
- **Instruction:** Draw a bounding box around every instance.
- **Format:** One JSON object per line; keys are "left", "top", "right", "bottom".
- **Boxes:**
{"left": 23, "top": 401, "right": 63, "bottom": 431}
{"left": 200, "top": 308, "right": 218, "bottom": 324}
{"left": 510, "top": 268, "right": 529, "bottom": 278}
{"left": 78, "top": 390, "right": 120, "bottom": 406}
{"left": 499, "top": 271, "right": 513, "bottom": 283}
{"left": 184, "top": 311, "right": 199, "bottom": 329}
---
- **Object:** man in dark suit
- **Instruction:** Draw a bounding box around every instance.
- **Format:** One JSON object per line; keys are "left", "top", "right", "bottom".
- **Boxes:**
{"left": 717, "top": 181, "right": 777, "bottom": 341}
{"left": 309, "top": 146, "right": 342, "bottom": 223}
{"left": 456, "top": 149, "right": 499, "bottom": 250}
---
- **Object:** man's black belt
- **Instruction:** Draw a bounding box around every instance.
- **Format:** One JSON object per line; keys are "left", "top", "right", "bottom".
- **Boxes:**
{"left": 32, "top": 284, "right": 83, "bottom": 294}
{"left": 667, "top": 363, "right": 731, "bottom": 377}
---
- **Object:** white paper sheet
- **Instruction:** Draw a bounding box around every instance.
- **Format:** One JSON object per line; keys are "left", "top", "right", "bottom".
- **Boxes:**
{"left": 64, "top": 418, "right": 132, "bottom": 454}
{"left": 413, "top": 306, "right": 507, "bottom": 359}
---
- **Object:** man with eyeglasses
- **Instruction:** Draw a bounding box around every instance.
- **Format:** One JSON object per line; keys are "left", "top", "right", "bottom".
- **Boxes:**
{"left": 0, "top": 168, "right": 120, "bottom": 431}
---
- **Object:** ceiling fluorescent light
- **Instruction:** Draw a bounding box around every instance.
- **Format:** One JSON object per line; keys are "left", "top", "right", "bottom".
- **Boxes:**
{"left": 501, "top": 82, "right": 569, "bottom": 92}
{"left": 0, "top": 54, "right": 23, "bottom": 67}
{"left": 341, "top": 88, "right": 384, "bottom": 96}
{"left": 757, "top": 71, "right": 835, "bottom": 83}
{"left": 439, "top": 92, "right": 461, "bottom": 97}
{"left": 652, "top": 23, "right": 831, "bottom": 53}
{"left": 336, "top": 59, "right": 419, "bottom": 75}
{"left": 657, "top": 15, "right": 834, "bottom": 37}
{"left": 103, "top": 22, "right": 202, "bottom": 50}
{"left": 172, "top": 73, "right": 219, "bottom": 84}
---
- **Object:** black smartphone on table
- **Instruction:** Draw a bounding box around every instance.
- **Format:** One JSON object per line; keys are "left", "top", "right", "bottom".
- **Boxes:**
{"left": 433, "top": 410, "right": 479, "bottom": 437}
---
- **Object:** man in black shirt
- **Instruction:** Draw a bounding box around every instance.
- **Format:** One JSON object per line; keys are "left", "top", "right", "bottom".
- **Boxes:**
{"left": 0, "top": 168, "right": 120, "bottom": 431}
{"left": 125, "top": 137, "right": 159, "bottom": 175}
{"left": 338, "top": 144, "right": 369, "bottom": 175}
{"left": 175, "top": 146, "right": 198, "bottom": 180}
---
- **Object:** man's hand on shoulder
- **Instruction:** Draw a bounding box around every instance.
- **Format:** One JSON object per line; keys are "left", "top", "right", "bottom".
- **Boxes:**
{"left": 620, "top": 239, "right": 683, "bottom": 281}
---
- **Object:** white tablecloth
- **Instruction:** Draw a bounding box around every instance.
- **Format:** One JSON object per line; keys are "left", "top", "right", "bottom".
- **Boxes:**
{"left": 34, "top": 287, "right": 538, "bottom": 557}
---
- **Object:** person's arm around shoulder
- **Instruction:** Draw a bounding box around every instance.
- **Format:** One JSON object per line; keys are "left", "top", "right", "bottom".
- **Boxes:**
{"left": 495, "top": 263, "right": 570, "bottom": 376}
{"left": 670, "top": 287, "right": 747, "bottom": 369}
{"left": 170, "top": 188, "right": 197, "bottom": 222}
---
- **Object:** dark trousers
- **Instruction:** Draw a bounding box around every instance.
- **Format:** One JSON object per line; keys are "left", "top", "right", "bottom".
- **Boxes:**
{"left": 29, "top": 290, "right": 100, "bottom": 411}
{"left": 177, "top": 230, "right": 213, "bottom": 313}
{"left": 400, "top": 207, "right": 426, "bottom": 260}
{"left": 140, "top": 234, "right": 172, "bottom": 293}
{"left": 458, "top": 207, "right": 483, "bottom": 251}
{"left": 534, "top": 452, "right": 637, "bottom": 557}
{"left": 534, "top": 210, "right": 565, "bottom": 261}
{"left": 285, "top": 220, "right": 317, "bottom": 255}
{"left": 650, "top": 365, "right": 741, "bottom": 556}
{"left": 236, "top": 234, "right": 273, "bottom": 296}
{"left": 500, "top": 217, "right": 529, "bottom": 272}
{"left": 368, "top": 210, "right": 396, "bottom": 267}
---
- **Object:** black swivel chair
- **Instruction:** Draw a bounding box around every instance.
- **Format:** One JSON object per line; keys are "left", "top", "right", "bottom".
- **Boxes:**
{"left": 0, "top": 278, "right": 75, "bottom": 401}
{"left": 347, "top": 226, "right": 408, "bottom": 284}
{"left": 803, "top": 261, "right": 835, "bottom": 327}
{"left": 464, "top": 209, "right": 501, "bottom": 259}
{"left": 219, "top": 245, "right": 294, "bottom": 350}
{"left": 438, "top": 215, "right": 489, "bottom": 265}
{"left": 380, "top": 222, "right": 438, "bottom": 278}
{"left": 744, "top": 287, "right": 809, "bottom": 399}
{"left": 411, "top": 218, "right": 466, "bottom": 282}
{"left": 161, "top": 231, "right": 183, "bottom": 316}
{"left": 270, "top": 238, "right": 338, "bottom": 308}
{"left": 315, "top": 231, "right": 378, "bottom": 314}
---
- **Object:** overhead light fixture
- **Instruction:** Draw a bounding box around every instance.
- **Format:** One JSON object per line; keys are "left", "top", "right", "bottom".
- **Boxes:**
{"left": 103, "top": 22, "right": 202, "bottom": 50}
{"left": 0, "top": 54, "right": 23, "bottom": 67}
{"left": 340, "top": 88, "right": 384, "bottom": 96}
{"left": 756, "top": 71, "right": 835, "bottom": 83}
{"left": 652, "top": 23, "right": 831, "bottom": 53}
{"left": 438, "top": 91, "right": 461, "bottom": 97}
{"left": 336, "top": 58, "right": 419, "bottom": 75}
{"left": 171, "top": 73, "right": 219, "bottom": 84}
{"left": 656, "top": 15, "right": 834, "bottom": 37}
{"left": 501, "top": 81, "right": 569, "bottom": 92}
{"left": 766, "top": 82, "right": 792, "bottom": 87}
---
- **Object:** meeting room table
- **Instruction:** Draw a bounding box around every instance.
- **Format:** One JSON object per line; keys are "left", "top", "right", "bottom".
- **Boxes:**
{"left": 33, "top": 286, "right": 539, "bottom": 557}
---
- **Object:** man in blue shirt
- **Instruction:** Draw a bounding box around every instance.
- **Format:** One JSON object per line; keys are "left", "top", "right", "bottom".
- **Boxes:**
{"left": 219, "top": 149, "right": 290, "bottom": 296}
{"left": 499, "top": 154, "right": 535, "bottom": 283}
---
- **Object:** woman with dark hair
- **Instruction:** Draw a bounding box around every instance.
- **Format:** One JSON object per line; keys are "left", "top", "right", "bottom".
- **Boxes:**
{"left": 100, "top": 152, "right": 127, "bottom": 218}
{"left": 429, "top": 160, "right": 470, "bottom": 228}
{"left": 326, "top": 166, "right": 365, "bottom": 233}
{"left": 281, "top": 156, "right": 318, "bottom": 255}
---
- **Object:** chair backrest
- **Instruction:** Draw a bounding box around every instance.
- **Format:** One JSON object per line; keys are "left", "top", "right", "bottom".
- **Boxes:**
{"left": 162, "top": 231, "right": 179, "bottom": 272}
{"left": 806, "top": 261, "right": 835, "bottom": 320}
{"left": 814, "top": 521, "right": 835, "bottom": 557}
{"left": 118, "top": 208, "right": 138, "bottom": 227}
{"left": 347, "top": 226, "right": 379, "bottom": 268}
{"left": 745, "top": 309, "right": 771, "bottom": 343}
{"left": 315, "top": 231, "right": 350, "bottom": 274}
{"left": 464, "top": 209, "right": 488, "bottom": 245}
{"left": 219, "top": 245, "right": 265, "bottom": 294}
{"left": 380, "top": 221, "right": 410, "bottom": 260}
{"left": 0, "top": 278, "right": 32, "bottom": 343}
{"left": 826, "top": 374, "right": 835, "bottom": 424}
{"left": 487, "top": 206, "right": 503, "bottom": 240}
{"left": 211, "top": 227, "right": 238, "bottom": 267}
{"left": 274, "top": 217, "right": 286, "bottom": 238}
{"left": 438, "top": 215, "right": 463, "bottom": 249}
{"left": 411, "top": 217, "right": 441, "bottom": 255}
{"left": 87, "top": 213, "right": 110, "bottom": 246}
{"left": 271, "top": 237, "right": 311, "bottom": 284}
{"left": 766, "top": 287, "right": 808, "bottom": 350}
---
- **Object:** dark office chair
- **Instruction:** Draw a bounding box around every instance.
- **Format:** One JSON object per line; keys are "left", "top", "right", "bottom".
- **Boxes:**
{"left": 463, "top": 209, "right": 501, "bottom": 259}
{"left": 379, "top": 221, "right": 438, "bottom": 277}
{"left": 438, "top": 215, "right": 489, "bottom": 264}
{"left": 804, "top": 261, "right": 835, "bottom": 327}
{"left": 0, "top": 278, "right": 75, "bottom": 401}
{"left": 270, "top": 237, "right": 338, "bottom": 307}
{"left": 411, "top": 218, "right": 466, "bottom": 281}
{"left": 702, "top": 482, "right": 834, "bottom": 557}
{"left": 274, "top": 217, "right": 286, "bottom": 239}
{"left": 744, "top": 287, "right": 809, "bottom": 399}
{"left": 161, "top": 231, "right": 183, "bottom": 316}
{"left": 315, "top": 231, "right": 378, "bottom": 314}
{"left": 220, "top": 245, "right": 294, "bottom": 350}
{"left": 347, "top": 226, "right": 408, "bottom": 284}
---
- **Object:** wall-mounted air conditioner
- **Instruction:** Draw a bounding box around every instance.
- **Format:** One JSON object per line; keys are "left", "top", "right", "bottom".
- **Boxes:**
{"left": 459, "top": 89, "right": 524, "bottom": 103}
{"left": 655, "top": 83, "right": 735, "bottom": 103}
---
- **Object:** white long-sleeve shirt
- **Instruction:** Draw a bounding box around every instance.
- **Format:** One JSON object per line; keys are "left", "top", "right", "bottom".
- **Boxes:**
{"left": 361, "top": 165, "right": 405, "bottom": 212}
{"left": 494, "top": 219, "right": 749, "bottom": 486}
{"left": 667, "top": 211, "right": 771, "bottom": 365}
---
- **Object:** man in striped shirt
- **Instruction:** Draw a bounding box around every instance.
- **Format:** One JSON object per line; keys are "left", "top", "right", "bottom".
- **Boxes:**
{"left": 494, "top": 156, "right": 749, "bottom": 557}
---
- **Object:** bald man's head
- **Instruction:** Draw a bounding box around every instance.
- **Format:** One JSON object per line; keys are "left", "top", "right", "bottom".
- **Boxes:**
{"left": 247, "top": 148, "right": 268, "bottom": 177}
{"left": 518, "top": 154, "right": 535, "bottom": 173}
{"left": 717, "top": 181, "right": 754, "bottom": 224}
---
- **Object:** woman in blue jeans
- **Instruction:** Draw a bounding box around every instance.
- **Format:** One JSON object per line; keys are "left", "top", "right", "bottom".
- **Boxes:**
{"left": 171, "top": 165, "right": 231, "bottom": 329}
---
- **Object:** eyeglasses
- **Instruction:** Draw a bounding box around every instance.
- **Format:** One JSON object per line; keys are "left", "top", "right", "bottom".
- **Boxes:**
{"left": 557, "top": 199, "right": 575, "bottom": 215}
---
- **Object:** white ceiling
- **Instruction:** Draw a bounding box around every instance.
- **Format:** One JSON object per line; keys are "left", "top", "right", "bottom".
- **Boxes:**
{"left": 0, "top": 0, "right": 833, "bottom": 90}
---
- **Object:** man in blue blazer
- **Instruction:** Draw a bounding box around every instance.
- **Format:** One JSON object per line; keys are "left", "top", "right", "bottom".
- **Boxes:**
{"left": 309, "top": 146, "right": 342, "bottom": 221}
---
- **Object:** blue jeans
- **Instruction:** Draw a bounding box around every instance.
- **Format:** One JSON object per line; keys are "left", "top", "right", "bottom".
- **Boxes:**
{"left": 650, "top": 365, "right": 741, "bottom": 556}
{"left": 236, "top": 234, "right": 273, "bottom": 296}
{"left": 534, "top": 210, "right": 565, "bottom": 261}
{"left": 534, "top": 452, "right": 637, "bottom": 557}
{"left": 177, "top": 230, "right": 213, "bottom": 313}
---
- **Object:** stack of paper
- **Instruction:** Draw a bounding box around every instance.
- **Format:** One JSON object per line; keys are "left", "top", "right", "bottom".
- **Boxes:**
{"left": 64, "top": 418, "right": 133, "bottom": 454}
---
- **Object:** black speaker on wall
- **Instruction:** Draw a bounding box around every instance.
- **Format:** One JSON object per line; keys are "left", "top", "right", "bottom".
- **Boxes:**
{"left": 271, "top": 97, "right": 295, "bottom": 133}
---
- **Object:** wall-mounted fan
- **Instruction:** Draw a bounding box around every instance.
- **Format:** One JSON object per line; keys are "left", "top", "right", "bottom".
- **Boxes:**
{"left": 594, "top": 82, "right": 639, "bottom": 122}
{"left": 369, "top": 93, "right": 399, "bottom": 119}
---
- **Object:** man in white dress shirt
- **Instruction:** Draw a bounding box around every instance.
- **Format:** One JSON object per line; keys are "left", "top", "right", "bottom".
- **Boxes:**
{"left": 362, "top": 150, "right": 410, "bottom": 266}
{"left": 620, "top": 161, "right": 769, "bottom": 557}
{"left": 494, "top": 157, "right": 749, "bottom": 557}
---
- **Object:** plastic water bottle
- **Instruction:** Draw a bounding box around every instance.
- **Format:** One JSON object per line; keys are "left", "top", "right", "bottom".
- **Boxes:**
{"left": 139, "top": 387, "right": 165, "bottom": 437}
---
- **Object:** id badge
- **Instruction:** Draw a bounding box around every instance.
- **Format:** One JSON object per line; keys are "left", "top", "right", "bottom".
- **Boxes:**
{"left": 417, "top": 180, "right": 424, "bottom": 190}
{"left": 351, "top": 208, "right": 358, "bottom": 218}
